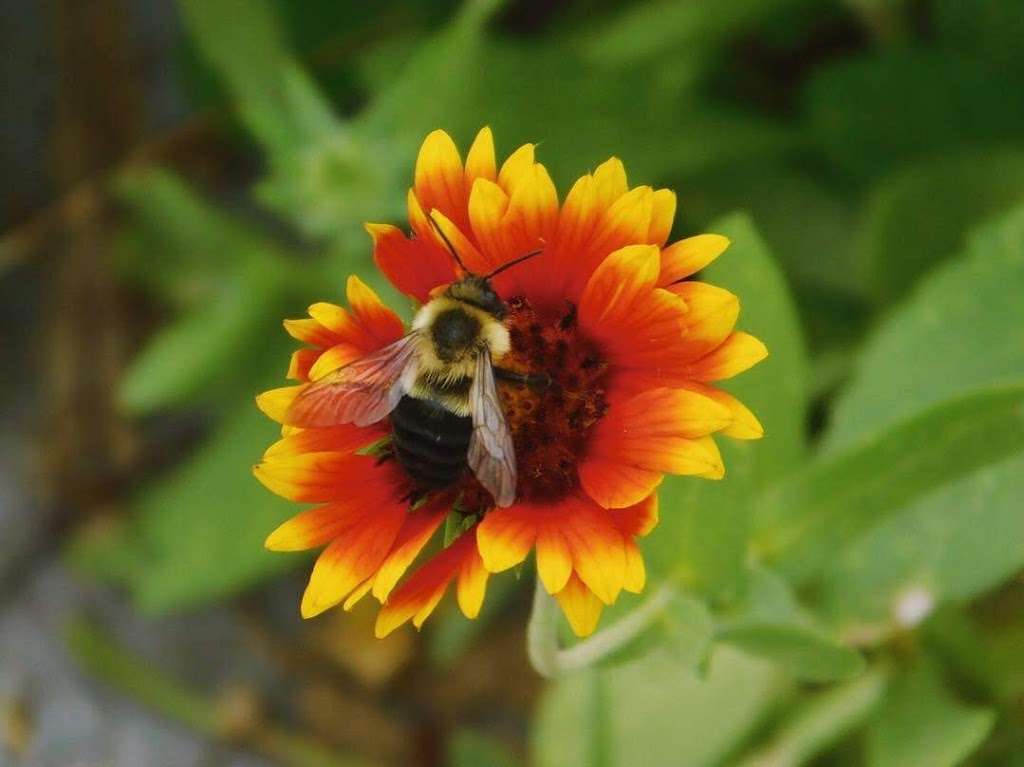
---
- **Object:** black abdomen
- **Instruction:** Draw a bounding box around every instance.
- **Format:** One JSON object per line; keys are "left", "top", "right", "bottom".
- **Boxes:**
{"left": 391, "top": 395, "right": 471, "bottom": 490}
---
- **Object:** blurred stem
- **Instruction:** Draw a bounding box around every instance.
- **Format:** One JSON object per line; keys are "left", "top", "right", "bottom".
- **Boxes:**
{"left": 527, "top": 579, "right": 673, "bottom": 678}
{"left": 66, "top": 617, "right": 376, "bottom": 767}
{"left": 735, "top": 664, "right": 889, "bottom": 767}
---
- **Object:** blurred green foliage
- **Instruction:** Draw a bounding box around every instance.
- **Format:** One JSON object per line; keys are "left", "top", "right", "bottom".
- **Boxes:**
{"left": 71, "top": 0, "right": 1024, "bottom": 764}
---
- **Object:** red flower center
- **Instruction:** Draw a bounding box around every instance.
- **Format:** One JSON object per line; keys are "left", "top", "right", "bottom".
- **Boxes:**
{"left": 483, "top": 297, "right": 609, "bottom": 506}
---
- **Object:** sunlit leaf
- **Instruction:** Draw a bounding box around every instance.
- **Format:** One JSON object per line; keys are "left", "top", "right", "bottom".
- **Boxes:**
{"left": 756, "top": 384, "right": 1024, "bottom": 585}
{"left": 827, "top": 201, "right": 1024, "bottom": 450}
{"left": 533, "top": 647, "right": 787, "bottom": 767}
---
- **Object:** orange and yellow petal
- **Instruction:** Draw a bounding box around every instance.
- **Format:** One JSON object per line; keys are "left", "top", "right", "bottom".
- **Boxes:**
{"left": 658, "top": 234, "right": 730, "bottom": 286}
{"left": 367, "top": 222, "right": 455, "bottom": 304}
{"left": 371, "top": 498, "right": 450, "bottom": 601}
{"left": 375, "top": 527, "right": 487, "bottom": 637}
{"left": 262, "top": 422, "right": 386, "bottom": 460}
{"left": 464, "top": 126, "right": 497, "bottom": 188}
{"left": 667, "top": 281, "right": 741, "bottom": 360}
{"left": 254, "top": 453, "right": 404, "bottom": 504}
{"left": 622, "top": 539, "right": 646, "bottom": 593}
{"left": 579, "top": 388, "right": 731, "bottom": 508}
{"left": 680, "top": 382, "right": 764, "bottom": 440}
{"left": 476, "top": 505, "right": 538, "bottom": 573}
{"left": 480, "top": 497, "right": 627, "bottom": 605}
{"left": 610, "top": 493, "right": 659, "bottom": 538}
{"left": 307, "top": 343, "right": 363, "bottom": 381}
{"left": 300, "top": 500, "right": 408, "bottom": 618}
{"left": 287, "top": 348, "right": 320, "bottom": 381}
{"left": 685, "top": 331, "right": 769, "bottom": 382}
{"left": 256, "top": 385, "right": 303, "bottom": 423}
{"left": 414, "top": 129, "right": 470, "bottom": 234}
{"left": 555, "top": 574, "right": 604, "bottom": 637}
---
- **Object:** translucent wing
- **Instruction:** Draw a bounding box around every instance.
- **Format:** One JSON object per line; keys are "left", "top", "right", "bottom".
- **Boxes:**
{"left": 285, "top": 333, "right": 420, "bottom": 428}
{"left": 468, "top": 348, "right": 517, "bottom": 507}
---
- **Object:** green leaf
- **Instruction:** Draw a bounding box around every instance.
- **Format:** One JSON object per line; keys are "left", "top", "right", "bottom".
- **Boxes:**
{"left": 820, "top": 451, "right": 1024, "bottom": 635}
{"left": 934, "top": 0, "right": 1024, "bottom": 80}
{"left": 596, "top": 590, "right": 715, "bottom": 670}
{"left": 857, "top": 148, "right": 1024, "bottom": 306}
{"left": 647, "top": 213, "right": 807, "bottom": 598}
{"left": 826, "top": 202, "right": 1024, "bottom": 451}
{"left": 716, "top": 624, "right": 864, "bottom": 684}
{"left": 575, "top": 0, "right": 820, "bottom": 68}
{"left": 119, "top": 265, "right": 286, "bottom": 413}
{"left": 756, "top": 384, "right": 1024, "bottom": 585}
{"left": 177, "top": 0, "right": 337, "bottom": 153}
{"left": 70, "top": 401, "right": 300, "bottom": 611}
{"left": 716, "top": 569, "right": 864, "bottom": 683}
{"left": 448, "top": 729, "right": 521, "bottom": 767}
{"left": 866, "top": 659, "right": 994, "bottom": 767}
{"left": 735, "top": 665, "right": 888, "bottom": 767}
{"left": 115, "top": 169, "right": 253, "bottom": 307}
{"left": 532, "top": 647, "right": 787, "bottom": 767}
{"left": 803, "top": 48, "right": 1024, "bottom": 182}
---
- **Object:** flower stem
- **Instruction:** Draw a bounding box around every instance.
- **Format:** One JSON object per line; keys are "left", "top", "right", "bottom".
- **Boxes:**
{"left": 526, "top": 578, "right": 673, "bottom": 677}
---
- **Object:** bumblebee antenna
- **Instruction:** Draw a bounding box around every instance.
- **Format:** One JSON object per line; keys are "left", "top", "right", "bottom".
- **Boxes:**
{"left": 484, "top": 248, "right": 543, "bottom": 279}
{"left": 428, "top": 212, "right": 471, "bottom": 274}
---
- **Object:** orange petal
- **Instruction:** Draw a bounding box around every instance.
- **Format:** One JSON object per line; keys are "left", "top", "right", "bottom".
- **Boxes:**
{"left": 343, "top": 577, "right": 375, "bottom": 611}
{"left": 346, "top": 275, "right": 406, "bottom": 348}
{"left": 467, "top": 178, "right": 515, "bottom": 273}
{"left": 557, "top": 496, "right": 627, "bottom": 604}
{"left": 262, "top": 423, "right": 386, "bottom": 460}
{"left": 492, "top": 163, "right": 559, "bottom": 297}
{"left": 622, "top": 538, "right": 646, "bottom": 593}
{"left": 283, "top": 318, "right": 339, "bottom": 348}
{"left": 464, "top": 126, "right": 497, "bottom": 186}
{"left": 648, "top": 188, "right": 677, "bottom": 246}
{"left": 681, "top": 382, "right": 764, "bottom": 440}
{"left": 429, "top": 209, "right": 488, "bottom": 275}
{"left": 371, "top": 498, "right": 450, "bottom": 601}
{"left": 287, "top": 348, "right": 320, "bottom": 381}
{"left": 254, "top": 453, "right": 402, "bottom": 503}
{"left": 307, "top": 343, "right": 363, "bottom": 381}
{"left": 592, "top": 157, "right": 628, "bottom": 208}
{"left": 256, "top": 385, "right": 304, "bottom": 423}
{"left": 535, "top": 527, "right": 573, "bottom": 595}
{"left": 374, "top": 528, "right": 481, "bottom": 637}
{"left": 610, "top": 493, "right": 659, "bottom": 538}
{"left": 658, "top": 234, "right": 730, "bottom": 285}
{"left": 578, "top": 459, "right": 663, "bottom": 511}
{"left": 686, "top": 332, "right": 769, "bottom": 382}
{"left": 476, "top": 505, "right": 538, "bottom": 572}
{"left": 578, "top": 244, "right": 661, "bottom": 328}
{"left": 456, "top": 543, "right": 490, "bottom": 619}
{"left": 555, "top": 574, "right": 604, "bottom": 638}
{"left": 301, "top": 500, "right": 407, "bottom": 618}
{"left": 366, "top": 222, "right": 455, "bottom": 304}
{"left": 579, "top": 389, "right": 730, "bottom": 508}
{"left": 414, "top": 129, "right": 467, "bottom": 229}
{"left": 668, "top": 281, "right": 740, "bottom": 360}
{"left": 266, "top": 501, "right": 363, "bottom": 552}
{"left": 497, "top": 143, "right": 536, "bottom": 194}
{"left": 693, "top": 435, "right": 726, "bottom": 480}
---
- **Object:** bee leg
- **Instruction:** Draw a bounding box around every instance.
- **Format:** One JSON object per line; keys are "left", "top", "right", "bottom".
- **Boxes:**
{"left": 494, "top": 367, "right": 551, "bottom": 391}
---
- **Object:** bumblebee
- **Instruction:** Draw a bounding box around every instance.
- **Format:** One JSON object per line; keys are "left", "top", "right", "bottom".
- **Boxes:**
{"left": 284, "top": 223, "right": 543, "bottom": 507}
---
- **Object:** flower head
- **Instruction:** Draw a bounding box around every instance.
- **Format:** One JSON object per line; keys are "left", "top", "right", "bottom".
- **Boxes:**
{"left": 254, "top": 128, "right": 767, "bottom": 637}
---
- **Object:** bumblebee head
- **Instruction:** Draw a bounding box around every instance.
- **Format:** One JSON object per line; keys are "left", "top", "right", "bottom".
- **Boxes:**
{"left": 445, "top": 276, "right": 506, "bottom": 319}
